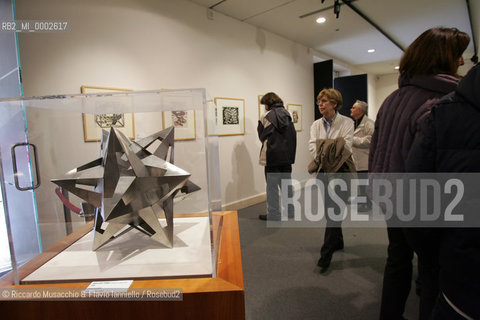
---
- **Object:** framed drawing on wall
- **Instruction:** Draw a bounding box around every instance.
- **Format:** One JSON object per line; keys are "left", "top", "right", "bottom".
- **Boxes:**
{"left": 214, "top": 97, "right": 245, "bottom": 136}
{"left": 258, "top": 94, "right": 267, "bottom": 120}
{"left": 287, "top": 104, "right": 302, "bottom": 132}
{"left": 81, "top": 86, "right": 135, "bottom": 142}
{"left": 163, "top": 110, "right": 196, "bottom": 140}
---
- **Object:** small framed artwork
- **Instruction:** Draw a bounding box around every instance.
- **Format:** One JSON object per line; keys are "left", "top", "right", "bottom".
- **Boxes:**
{"left": 214, "top": 97, "right": 245, "bottom": 136}
{"left": 81, "top": 86, "right": 135, "bottom": 142}
{"left": 162, "top": 110, "right": 196, "bottom": 140}
{"left": 287, "top": 104, "right": 302, "bottom": 131}
{"left": 258, "top": 94, "right": 268, "bottom": 120}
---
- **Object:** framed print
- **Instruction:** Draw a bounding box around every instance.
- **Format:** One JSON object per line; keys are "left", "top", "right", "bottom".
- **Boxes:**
{"left": 162, "top": 110, "right": 196, "bottom": 140}
{"left": 81, "top": 86, "right": 135, "bottom": 142}
{"left": 214, "top": 97, "right": 245, "bottom": 136}
{"left": 287, "top": 104, "right": 302, "bottom": 132}
{"left": 258, "top": 94, "right": 268, "bottom": 120}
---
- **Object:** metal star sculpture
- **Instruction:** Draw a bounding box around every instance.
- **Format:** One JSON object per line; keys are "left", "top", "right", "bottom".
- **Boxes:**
{"left": 52, "top": 126, "right": 200, "bottom": 250}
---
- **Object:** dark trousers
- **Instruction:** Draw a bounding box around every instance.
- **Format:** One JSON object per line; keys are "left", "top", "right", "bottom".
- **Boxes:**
{"left": 320, "top": 222, "right": 343, "bottom": 260}
{"left": 379, "top": 227, "right": 413, "bottom": 320}
{"left": 318, "top": 173, "right": 346, "bottom": 263}
{"left": 403, "top": 228, "right": 441, "bottom": 320}
{"left": 417, "top": 257, "right": 440, "bottom": 320}
{"left": 265, "top": 165, "right": 292, "bottom": 219}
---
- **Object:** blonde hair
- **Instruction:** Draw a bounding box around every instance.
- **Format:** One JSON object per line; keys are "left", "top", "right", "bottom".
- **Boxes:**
{"left": 317, "top": 88, "right": 343, "bottom": 111}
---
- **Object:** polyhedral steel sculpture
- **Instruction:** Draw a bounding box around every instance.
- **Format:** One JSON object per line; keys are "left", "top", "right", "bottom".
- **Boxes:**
{"left": 52, "top": 126, "right": 199, "bottom": 250}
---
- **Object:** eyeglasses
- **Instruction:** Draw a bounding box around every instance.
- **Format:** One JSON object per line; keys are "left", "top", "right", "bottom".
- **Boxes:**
{"left": 317, "top": 98, "right": 331, "bottom": 105}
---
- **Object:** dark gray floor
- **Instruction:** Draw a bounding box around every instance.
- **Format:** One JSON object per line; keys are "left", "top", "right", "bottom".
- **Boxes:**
{"left": 238, "top": 202, "right": 419, "bottom": 320}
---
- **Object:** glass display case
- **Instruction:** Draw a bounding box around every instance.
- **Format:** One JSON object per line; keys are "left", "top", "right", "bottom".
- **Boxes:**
{"left": 0, "top": 88, "right": 222, "bottom": 285}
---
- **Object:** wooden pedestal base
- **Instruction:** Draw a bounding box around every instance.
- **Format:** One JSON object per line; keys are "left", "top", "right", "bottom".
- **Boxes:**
{"left": 0, "top": 211, "right": 244, "bottom": 320}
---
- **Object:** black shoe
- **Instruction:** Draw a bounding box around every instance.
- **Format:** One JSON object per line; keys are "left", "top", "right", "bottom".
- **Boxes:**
{"left": 317, "top": 258, "right": 331, "bottom": 273}
{"left": 320, "top": 265, "right": 330, "bottom": 273}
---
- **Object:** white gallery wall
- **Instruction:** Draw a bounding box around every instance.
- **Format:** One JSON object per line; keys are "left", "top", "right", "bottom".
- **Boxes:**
{"left": 15, "top": 0, "right": 395, "bottom": 215}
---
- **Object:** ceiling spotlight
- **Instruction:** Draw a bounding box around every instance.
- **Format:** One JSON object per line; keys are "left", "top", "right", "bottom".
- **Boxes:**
{"left": 367, "top": 49, "right": 375, "bottom": 53}
{"left": 316, "top": 17, "right": 326, "bottom": 24}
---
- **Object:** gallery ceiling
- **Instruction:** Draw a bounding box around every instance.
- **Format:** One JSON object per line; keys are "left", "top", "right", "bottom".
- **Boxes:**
{"left": 188, "top": 0, "right": 477, "bottom": 75}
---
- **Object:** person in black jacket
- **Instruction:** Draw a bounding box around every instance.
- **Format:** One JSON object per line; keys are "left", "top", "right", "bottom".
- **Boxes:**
{"left": 257, "top": 92, "right": 297, "bottom": 221}
{"left": 406, "top": 63, "right": 480, "bottom": 319}
{"left": 369, "top": 27, "right": 470, "bottom": 320}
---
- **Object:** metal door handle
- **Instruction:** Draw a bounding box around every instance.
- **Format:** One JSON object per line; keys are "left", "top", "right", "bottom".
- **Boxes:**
{"left": 11, "top": 142, "right": 41, "bottom": 191}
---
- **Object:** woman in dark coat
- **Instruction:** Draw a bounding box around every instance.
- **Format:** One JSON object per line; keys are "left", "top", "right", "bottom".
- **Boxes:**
{"left": 368, "top": 27, "right": 470, "bottom": 320}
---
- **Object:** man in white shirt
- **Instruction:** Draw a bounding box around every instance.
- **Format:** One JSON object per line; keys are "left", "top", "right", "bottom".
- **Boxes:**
{"left": 350, "top": 100, "right": 374, "bottom": 211}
